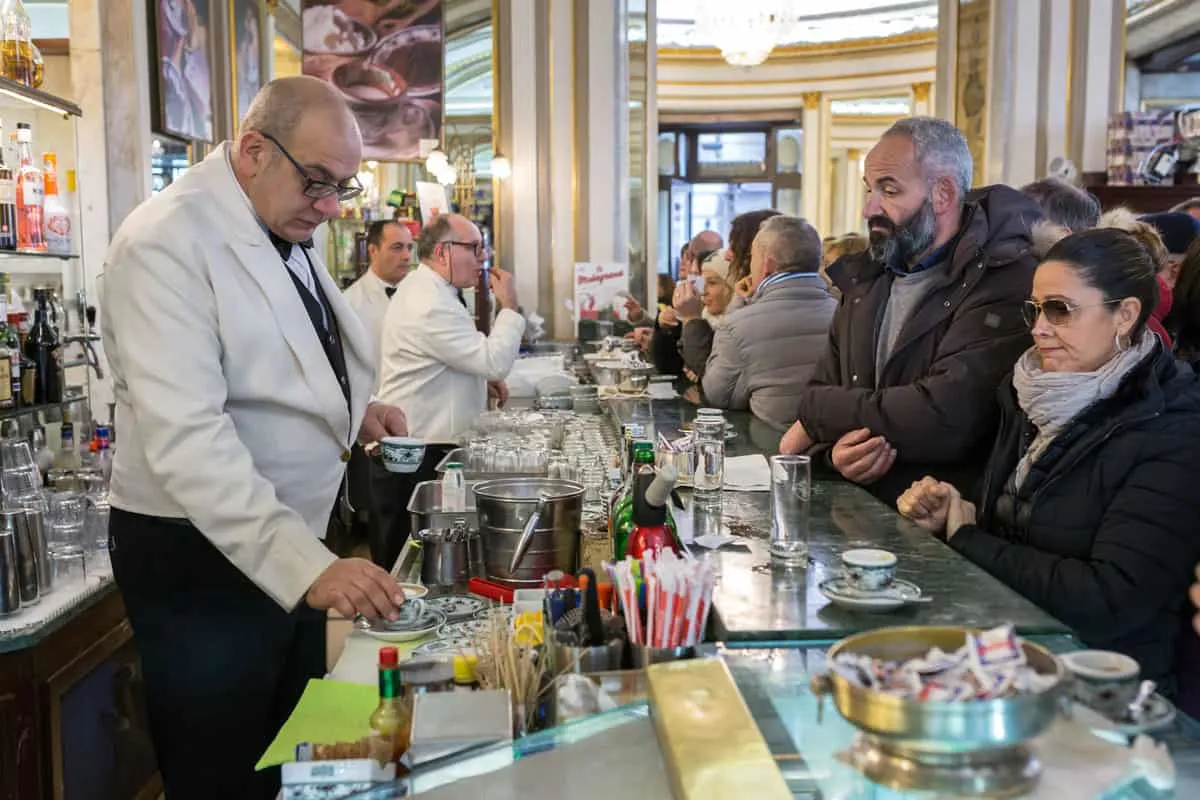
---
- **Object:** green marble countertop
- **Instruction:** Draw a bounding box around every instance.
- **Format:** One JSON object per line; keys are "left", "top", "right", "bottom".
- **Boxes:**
{"left": 603, "top": 393, "right": 1071, "bottom": 644}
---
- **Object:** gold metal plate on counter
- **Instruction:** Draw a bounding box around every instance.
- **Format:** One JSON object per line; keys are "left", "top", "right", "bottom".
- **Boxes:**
{"left": 838, "top": 734, "right": 1041, "bottom": 798}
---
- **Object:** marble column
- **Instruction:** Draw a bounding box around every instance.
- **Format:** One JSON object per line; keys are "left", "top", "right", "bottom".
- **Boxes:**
{"left": 933, "top": 0, "right": 958, "bottom": 124}
{"left": 801, "top": 91, "right": 823, "bottom": 228}
{"left": 843, "top": 148, "right": 865, "bottom": 235}
{"left": 494, "top": 0, "right": 551, "bottom": 323}
{"left": 1068, "top": 0, "right": 1125, "bottom": 175}
{"left": 69, "top": 0, "right": 155, "bottom": 421}
{"left": 910, "top": 81, "right": 933, "bottom": 117}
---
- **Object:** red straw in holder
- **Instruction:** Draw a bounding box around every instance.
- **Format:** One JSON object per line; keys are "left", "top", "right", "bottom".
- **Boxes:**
{"left": 605, "top": 551, "right": 715, "bottom": 648}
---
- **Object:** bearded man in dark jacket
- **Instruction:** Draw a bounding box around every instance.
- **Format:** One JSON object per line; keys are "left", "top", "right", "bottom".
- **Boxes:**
{"left": 780, "top": 117, "right": 1042, "bottom": 505}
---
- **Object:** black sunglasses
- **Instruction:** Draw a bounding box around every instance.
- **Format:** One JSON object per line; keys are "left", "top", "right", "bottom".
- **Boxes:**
{"left": 260, "top": 132, "right": 364, "bottom": 202}
{"left": 1022, "top": 298, "right": 1119, "bottom": 328}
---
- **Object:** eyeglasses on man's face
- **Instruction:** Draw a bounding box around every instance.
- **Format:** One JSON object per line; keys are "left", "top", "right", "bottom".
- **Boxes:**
{"left": 260, "top": 132, "right": 364, "bottom": 202}
{"left": 440, "top": 239, "right": 491, "bottom": 260}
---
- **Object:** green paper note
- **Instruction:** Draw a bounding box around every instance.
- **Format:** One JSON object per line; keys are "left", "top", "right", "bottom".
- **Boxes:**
{"left": 257, "top": 678, "right": 379, "bottom": 770}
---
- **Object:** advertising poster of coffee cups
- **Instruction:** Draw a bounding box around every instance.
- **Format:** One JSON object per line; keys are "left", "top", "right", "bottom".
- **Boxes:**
{"left": 302, "top": 0, "right": 445, "bottom": 162}
{"left": 152, "top": 0, "right": 216, "bottom": 143}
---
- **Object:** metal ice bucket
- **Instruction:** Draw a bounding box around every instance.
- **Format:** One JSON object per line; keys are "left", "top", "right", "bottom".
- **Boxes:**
{"left": 472, "top": 478, "right": 584, "bottom": 588}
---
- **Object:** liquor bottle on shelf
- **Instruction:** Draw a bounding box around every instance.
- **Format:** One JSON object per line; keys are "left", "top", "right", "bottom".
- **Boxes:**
{"left": 24, "top": 286, "right": 58, "bottom": 404}
{"left": 14, "top": 123, "right": 43, "bottom": 252}
{"left": 0, "top": 0, "right": 34, "bottom": 87}
{"left": 0, "top": 276, "right": 10, "bottom": 411}
{"left": 0, "top": 120, "right": 16, "bottom": 251}
{"left": 54, "top": 420, "right": 79, "bottom": 470}
{"left": 41, "top": 152, "right": 69, "bottom": 255}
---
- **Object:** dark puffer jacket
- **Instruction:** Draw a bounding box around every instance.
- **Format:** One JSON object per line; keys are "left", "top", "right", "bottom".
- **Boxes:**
{"left": 796, "top": 185, "right": 1042, "bottom": 505}
{"left": 950, "top": 342, "right": 1200, "bottom": 694}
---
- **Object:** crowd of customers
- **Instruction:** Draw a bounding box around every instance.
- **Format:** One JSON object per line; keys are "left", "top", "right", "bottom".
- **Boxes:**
{"left": 625, "top": 115, "right": 1200, "bottom": 710}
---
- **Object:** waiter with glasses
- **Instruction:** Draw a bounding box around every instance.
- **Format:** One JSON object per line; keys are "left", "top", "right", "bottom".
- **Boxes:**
{"left": 371, "top": 212, "right": 525, "bottom": 570}
{"left": 101, "top": 77, "right": 411, "bottom": 799}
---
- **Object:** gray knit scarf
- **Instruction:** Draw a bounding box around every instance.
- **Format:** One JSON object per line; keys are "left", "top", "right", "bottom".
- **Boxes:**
{"left": 1011, "top": 334, "right": 1155, "bottom": 489}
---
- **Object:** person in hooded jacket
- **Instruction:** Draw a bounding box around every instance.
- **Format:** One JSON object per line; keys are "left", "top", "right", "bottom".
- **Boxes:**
{"left": 780, "top": 117, "right": 1040, "bottom": 505}
{"left": 898, "top": 228, "right": 1200, "bottom": 704}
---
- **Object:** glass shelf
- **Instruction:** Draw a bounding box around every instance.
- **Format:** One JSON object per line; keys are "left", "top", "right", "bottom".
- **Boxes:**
{"left": 0, "top": 76, "right": 81, "bottom": 118}
{"left": 0, "top": 249, "right": 78, "bottom": 260}
{"left": 0, "top": 398, "right": 85, "bottom": 421}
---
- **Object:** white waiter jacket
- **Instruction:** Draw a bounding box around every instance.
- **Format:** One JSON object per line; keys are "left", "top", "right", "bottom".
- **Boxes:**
{"left": 100, "top": 143, "right": 376, "bottom": 609}
{"left": 343, "top": 269, "right": 396, "bottom": 390}
{"left": 377, "top": 264, "right": 525, "bottom": 443}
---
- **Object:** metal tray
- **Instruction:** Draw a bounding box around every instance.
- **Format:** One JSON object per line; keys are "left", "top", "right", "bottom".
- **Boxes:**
{"left": 406, "top": 479, "right": 481, "bottom": 534}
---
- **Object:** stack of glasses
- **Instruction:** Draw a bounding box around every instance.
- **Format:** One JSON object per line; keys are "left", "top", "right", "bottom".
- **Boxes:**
{"left": 0, "top": 438, "right": 111, "bottom": 618}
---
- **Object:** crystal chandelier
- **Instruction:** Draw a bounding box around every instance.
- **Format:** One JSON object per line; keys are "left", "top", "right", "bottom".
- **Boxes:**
{"left": 692, "top": 0, "right": 802, "bottom": 67}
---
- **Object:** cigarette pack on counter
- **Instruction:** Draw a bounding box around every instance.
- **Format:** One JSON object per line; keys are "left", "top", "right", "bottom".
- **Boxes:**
{"left": 281, "top": 759, "right": 397, "bottom": 800}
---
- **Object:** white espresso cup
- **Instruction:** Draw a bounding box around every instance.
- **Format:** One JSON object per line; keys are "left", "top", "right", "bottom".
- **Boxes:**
{"left": 1061, "top": 650, "right": 1141, "bottom": 720}
{"left": 841, "top": 548, "right": 897, "bottom": 592}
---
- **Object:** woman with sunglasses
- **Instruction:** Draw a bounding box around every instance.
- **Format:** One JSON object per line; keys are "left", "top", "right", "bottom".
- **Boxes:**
{"left": 898, "top": 228, "right": 1200, "bottom": 707}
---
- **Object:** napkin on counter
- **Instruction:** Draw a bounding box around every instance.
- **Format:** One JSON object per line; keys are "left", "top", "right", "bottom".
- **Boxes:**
{"left": 723, "top": 455, "right": 772, "bottom": 491}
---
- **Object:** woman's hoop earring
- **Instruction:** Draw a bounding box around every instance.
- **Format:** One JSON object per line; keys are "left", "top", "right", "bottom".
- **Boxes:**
{"left": 1114, "top": 331, "right": 1130, "bottom": 353}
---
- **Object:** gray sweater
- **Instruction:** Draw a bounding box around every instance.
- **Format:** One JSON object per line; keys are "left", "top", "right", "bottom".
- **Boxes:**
{"left": 701, "top": 273, "right": 837, "bottom": 429}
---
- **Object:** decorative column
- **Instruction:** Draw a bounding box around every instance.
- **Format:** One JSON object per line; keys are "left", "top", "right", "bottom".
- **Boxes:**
{"left": 1068, "top": 0, "right": 1125, "bottom": 175}
{"left": 843, "top": 148, "right": 864, "bottom": 235}
{"left": 910, "top": 81, "right": 933, "bottom": 117}
{"left": 801, "top": 91, "right": 823, "bottom": 227}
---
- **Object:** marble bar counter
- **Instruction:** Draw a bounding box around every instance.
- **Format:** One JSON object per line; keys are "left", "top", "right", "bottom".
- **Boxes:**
{"left": 602, "top": 394, "right": 1072, "bottom": 645}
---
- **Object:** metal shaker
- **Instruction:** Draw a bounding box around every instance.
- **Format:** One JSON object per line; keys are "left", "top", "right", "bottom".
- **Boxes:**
{"left": 17, "top": 500, "right": 51, "bottom": 593}
{"left": 0, "top": 512, "right": 20, "bottom": 616}
{"left": 7, "top": 508, "right": 39, "bottom": 606}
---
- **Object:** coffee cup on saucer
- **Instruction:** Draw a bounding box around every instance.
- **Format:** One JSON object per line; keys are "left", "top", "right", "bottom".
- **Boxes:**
{"left": 1061, "top": 650, "right": 1141, "bottom": 719}
{"left": 841, "top": 548, "right": 897, "bottom": 592}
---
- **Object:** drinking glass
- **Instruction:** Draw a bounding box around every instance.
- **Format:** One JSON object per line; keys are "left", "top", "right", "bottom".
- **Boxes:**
{"left": 0, "top": 439, "right": 35, "bottom": 472}
{"left": 52, "top": 545, "right": 87, "bottom": 589}
{"left": 692, "top": 418, "right": 725, "bottom": 511}
{"left": 769, "top": 455, "right": 811, "bottom": 565}
{"left": 467, "top": 439, "right": 489, "bottom": 472}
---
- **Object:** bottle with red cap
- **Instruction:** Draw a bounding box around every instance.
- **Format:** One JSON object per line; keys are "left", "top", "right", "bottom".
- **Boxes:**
{"left": 368, "top": 646, "right": 410, "bottom": 763}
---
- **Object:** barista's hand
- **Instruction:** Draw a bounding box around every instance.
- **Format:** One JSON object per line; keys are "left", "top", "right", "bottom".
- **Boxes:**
{"left": 673, "top": 280, "right": 703, "bottom": 322}
{"left": 779, "top": 420, "right": 813, "bottom": 455}
{"left": 307, "top": 558, "right": 406, "bottom": 621}
{"left": 659, "top": 306, "right": 680, "bottom": 328}
{"left": 490, "top": 267, "right": 519, "bottom": 311}
{"left": 831, "top": 428, "right": 896, "bottom": 485}
{"left": 488, "top": 380, "right": 509, "bottom": 409}
{"left": 358, "top": 402, "right": 408, "bottom": 446}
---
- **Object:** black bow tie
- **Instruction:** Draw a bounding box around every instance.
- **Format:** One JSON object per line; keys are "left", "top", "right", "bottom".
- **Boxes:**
{"left": 268, "top": 230, "right": 313, "bottom": 262}
{"left": 385, "top": 286, "right": 397, "bottom": 299}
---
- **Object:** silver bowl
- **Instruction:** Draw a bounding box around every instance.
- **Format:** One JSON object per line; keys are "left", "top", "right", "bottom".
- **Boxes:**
{"left": 810, "top": 626, "right": 1066, "bottom": 754}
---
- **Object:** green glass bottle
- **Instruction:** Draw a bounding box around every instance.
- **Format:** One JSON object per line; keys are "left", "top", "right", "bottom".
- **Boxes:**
{"left": 612, "top": 451, "right": 678, "bottom": 560}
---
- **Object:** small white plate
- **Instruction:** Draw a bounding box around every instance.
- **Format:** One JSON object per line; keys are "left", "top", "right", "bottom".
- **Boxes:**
{"left": 819, "top": 577, "right": 923, "bottom": 612}
{"left": 360, "top": 608, "right": 446, "bottom": 643}
{"left": 426, "top": 594, "right": 488, "bottom": 622}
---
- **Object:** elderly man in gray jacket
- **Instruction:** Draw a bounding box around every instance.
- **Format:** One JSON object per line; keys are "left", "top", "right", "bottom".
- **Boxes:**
{"left": 702, "top": 215, "right": 836, "bottom": 429}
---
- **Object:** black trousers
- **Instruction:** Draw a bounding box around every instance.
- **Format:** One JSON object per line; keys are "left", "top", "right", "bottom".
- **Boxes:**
{"left": 109, "top": 508, "right": 326, "bottom": 800}
{"left": 367, "top": 444, "right": 455, "bottom": 571}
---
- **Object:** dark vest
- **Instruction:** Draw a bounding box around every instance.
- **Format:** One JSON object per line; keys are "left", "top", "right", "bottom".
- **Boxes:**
{"left": 283, "top": 247, "right": 351, "bottom": 412}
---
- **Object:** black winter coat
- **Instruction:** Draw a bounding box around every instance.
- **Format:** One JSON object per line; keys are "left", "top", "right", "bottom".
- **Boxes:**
{"left": 799, "top": 185, "right": 1042, "bottom": 505}
{"left": 950, "top": 342, "right": 1200, "bottom": 692}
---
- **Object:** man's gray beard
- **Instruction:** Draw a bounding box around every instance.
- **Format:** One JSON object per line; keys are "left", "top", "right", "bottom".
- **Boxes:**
{"left": 870, "top": 198, "right": 937, "bottom": 271}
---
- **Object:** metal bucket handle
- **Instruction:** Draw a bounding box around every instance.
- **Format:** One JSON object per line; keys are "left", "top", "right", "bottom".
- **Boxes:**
{"left": 508, "top": 492, "right": 550, "bottom": 573}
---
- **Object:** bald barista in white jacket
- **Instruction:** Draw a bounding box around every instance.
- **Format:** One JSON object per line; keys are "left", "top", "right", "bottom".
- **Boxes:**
{"left": 370, "top": 213, "right": 525, "bottom": 569}
{"left": 101, "top": 78, "right": 411, "bottom": 800}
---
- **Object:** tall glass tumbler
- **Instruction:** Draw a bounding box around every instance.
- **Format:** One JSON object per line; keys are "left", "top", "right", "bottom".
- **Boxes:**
{"left": 692, "top": 417, "right": 725, "bottom": 513}
{"left": 769, "top": 455, "right": 811, "bottom": 565}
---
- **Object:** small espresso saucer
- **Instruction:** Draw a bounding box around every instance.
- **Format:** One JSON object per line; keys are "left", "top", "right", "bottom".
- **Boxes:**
{"left": 1083, "top": 693, "right": 1178, "bottom": 743}
{"left": 819, "top": 578, "right": 924, "bottom": 612}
